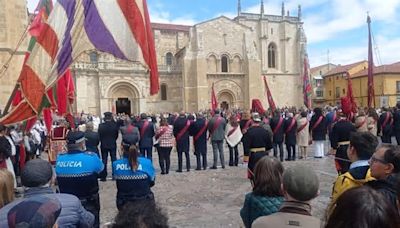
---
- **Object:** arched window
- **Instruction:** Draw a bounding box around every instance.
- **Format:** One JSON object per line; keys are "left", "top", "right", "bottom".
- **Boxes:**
{"left": 268, "top": 43, "right": 276, "bottom": 68}
{"left": 160, "top": 84, "right": 167, "bottom": 101}
{"left": 165, "top": 52, "right": 173, "bottom": 66}
{"left": 89, "top": 51, "right": 98, "bottom": 63}
{"left": 221, "top": 55, "right": 228, "bottom": 72}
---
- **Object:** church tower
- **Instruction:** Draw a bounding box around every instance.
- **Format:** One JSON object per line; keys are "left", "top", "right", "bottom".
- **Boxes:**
{"left": 0, "top": 0, "right": 29, "bottom": 108}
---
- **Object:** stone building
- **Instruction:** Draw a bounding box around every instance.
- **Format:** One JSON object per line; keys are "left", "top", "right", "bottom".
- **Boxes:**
{"left": 0, "top": 0, "right": 28, "bottom": 109}
{"left": 0, "top": 1, "right": 308, "bottom": 116}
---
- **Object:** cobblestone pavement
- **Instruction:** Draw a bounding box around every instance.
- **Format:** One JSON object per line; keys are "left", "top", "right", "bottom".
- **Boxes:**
{"left": 100, "top": 141, "right": 336, "bottom": 227}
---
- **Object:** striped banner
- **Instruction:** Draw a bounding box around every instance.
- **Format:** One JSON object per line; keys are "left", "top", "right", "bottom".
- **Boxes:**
{"left": 2, "top": 0, "right": 158, "bottom": 125}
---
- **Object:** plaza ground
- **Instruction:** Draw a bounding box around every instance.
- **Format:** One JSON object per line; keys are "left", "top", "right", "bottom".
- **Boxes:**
{"left": 100, "top": 142, "right": 336, "bottom": 227}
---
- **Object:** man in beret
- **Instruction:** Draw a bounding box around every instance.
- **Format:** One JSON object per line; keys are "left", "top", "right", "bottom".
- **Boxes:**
{"left": 252, "top": 165, "right": 321, "bottom": 228}
{"left": 0, "top": 159, "right": 94, "bottom": 227}
{"left": 55, "top": 131, "right": 104, "bottom": 228}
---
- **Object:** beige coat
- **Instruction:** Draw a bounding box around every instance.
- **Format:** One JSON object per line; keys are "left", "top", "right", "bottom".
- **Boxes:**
{"left": 355, "top": 116, "right": 368, "bottom": 132}
{"left": 367, "top": 116, "right": 378, "bottom": 136}
{"left": 252, "top": 212, "right": 321, "bottom": 228}
{"left": 296, "top": 117, "right": 309, "bottom": 147}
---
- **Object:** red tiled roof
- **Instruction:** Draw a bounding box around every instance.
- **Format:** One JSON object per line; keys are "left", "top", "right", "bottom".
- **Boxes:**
{"left": 352, "top": 62, "right": 400, "bottom": 78}
{"left": 323, "top": 60, "right": 367, "bottom": 77}
{"left": 151, "top": 23, "right": 191, "bottom": 32}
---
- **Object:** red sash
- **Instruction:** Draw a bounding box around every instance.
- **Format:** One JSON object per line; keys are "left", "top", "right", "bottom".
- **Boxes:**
{"left": 311, "top": 116, "right": 323, "bottom": 131}
{"left": 285, "top": 118, "right": 296, "bottom": 134}
{"left": 126, "top": 124, "right": 134, "bottom": 134}
{"left": 155, "top": 126, "right": 169, "bottom": 140}
{"left": 242, "top": 119, "right": 252, "bottom": 133}
{"left": 297, "top": 120, "right": 309, "bottom": 133}
{"left": 382, "top": 112, "right": 391, "bottom": 129}
{"left": 140, "top": 121, "right": 150, "bottom": 138}
{"left": 273, "top": 117, "right": 283, "bottom": 134}
{"left": 227, "top": 126, "right": 238, "bottom": 137}
{"left": 209, "top": 117, "right": 222, "bottom": 138}
{"left": 356, "top": 117, "right": 367, "bottom": 129}
{"left": 176, "top": 120, "right": 191, "bottom": 142}
{"left": 194, "top": 120, "right": 208, "bottom": 143}
{"left": 333, "top": 112, "right": 337, "bottom": 122}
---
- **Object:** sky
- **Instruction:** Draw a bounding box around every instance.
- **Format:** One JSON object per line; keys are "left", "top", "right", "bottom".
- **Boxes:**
{"left": 27, "top": 0, "right": 400, "bottom": 68}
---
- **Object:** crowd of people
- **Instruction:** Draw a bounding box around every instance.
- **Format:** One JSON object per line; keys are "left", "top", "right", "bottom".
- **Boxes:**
{"left": 1, "top": 103, "right": 400, "bottom": 227}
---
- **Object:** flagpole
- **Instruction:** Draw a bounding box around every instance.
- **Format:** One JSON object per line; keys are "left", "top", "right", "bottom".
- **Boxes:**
{"left": 367, "top": 13, "right": 375, "bottom": 108}
{"left": 2, "top": 84, "right": 19, "bottom": 116}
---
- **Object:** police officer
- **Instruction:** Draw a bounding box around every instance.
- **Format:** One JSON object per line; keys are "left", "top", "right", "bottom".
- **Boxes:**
{"left": 331, "top": 110, "right": 356, "bottom": 174}
{"left": 244, "top": 113, "right": 273, "bottom": 180}
{"left": 98, "top": 112, "right": 119, "bottom": 181}
{"left": 55, "top": 131, "right": 104, "bottom": 228}
{"left": 112, "top": 138, "right": 155, "bottom": 210}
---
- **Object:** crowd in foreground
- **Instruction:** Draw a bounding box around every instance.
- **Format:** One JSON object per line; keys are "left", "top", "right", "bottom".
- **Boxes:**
{"left": 1, "top": 103, "right": 400, "bottom": 227}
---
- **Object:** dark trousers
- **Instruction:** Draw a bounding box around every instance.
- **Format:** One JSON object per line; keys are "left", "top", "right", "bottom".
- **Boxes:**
{"left": 177, "top": 147, "right": 190, "bottom": 171}
{"left": 100, "top": 147, "right": 116, "bottom": 178}
{"left": 381, "top": 134, "right": 392, "bottom": 144}
{"left": 140, "top": 147, "right": 153, "bottom": 162}
{"left": 195, "top": 150, "right": 207, "bottom": 170}
{"left": 228, "top": 145, "right": 239, "bottom": 166}
{"left": 273, "top": 142, "right": 284, "bottom": 161}
{"left": 286, "top": 144, "right": 296, "bottom": 160}
{"left": 395, "top": 132, "right": 400, "bottom": 145}
{"left": 80, "top": 194, "right": 100, "bottom": 228}
{"left": 248, "top": 151, "right": 268, "bottom": 180}
{"left": 335, "top": 145, "right": 351, "bottom": 175}
{"left": 13, "top": 145, "right": 20, "bottom": 176}
{"left": 158, "top": 147, "right": 172, "bottom": 173}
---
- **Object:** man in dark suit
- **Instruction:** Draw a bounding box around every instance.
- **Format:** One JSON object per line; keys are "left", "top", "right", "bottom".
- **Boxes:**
{"left": 173, "top": 112, "right": 191, "bottom": 172}
{"left": 137, "top": 113, "right": 155, "bottom": 161}
{"left": 190, "top": 112, "right": 208, "bottom": 170}
{"left": 284, "top": 113, "right": 297, "bottom": 161}
{"left": 378, "top": 107, "right": 393, "bottom": 144}
{"left": 98, "top": 112, "right": 119, "bottom": 181}
{"left": 270, "top": 110, "right": 285, "bottom": 162}
{"left": 393, "top": 103, "right": 400, "bottom": 145}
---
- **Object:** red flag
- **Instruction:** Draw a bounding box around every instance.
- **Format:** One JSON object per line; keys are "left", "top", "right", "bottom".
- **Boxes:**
{"left": 303, "top": 54, "right": 312, "bottom": 109}
{"left": 263, "top": 76, "right": 276, "bottom": 112}
{"left": 43, "top": 108, "right": 53, "bottom": 132}
{"left": 251, "top": 99, "right": 265, "bottom": 114}
{"left": 211, "top": 83, "right": 218, "bottom": 111}
{"left": 367, "top": 15, "right": 375, "bottom": 108}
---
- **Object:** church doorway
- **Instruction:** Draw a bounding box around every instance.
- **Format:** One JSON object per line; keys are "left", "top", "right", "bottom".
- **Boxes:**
{"left": 116, "top": 98, "right": 131, "bottom": 115}
{"left": 220, "top": 101, "right": 229, "bottom": 110}
{"left": 218, "top": 91, "right": 235, "bottom": 111}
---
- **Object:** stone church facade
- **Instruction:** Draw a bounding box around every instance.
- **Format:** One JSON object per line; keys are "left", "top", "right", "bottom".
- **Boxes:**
{"left": 0, "top": 1, "right": 307, "bottom": 116}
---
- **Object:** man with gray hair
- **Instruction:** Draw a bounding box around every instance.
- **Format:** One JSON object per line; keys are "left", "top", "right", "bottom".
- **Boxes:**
{"left": 0, "top": 159, "right": 94, "bottom": 227}
{"left": 56, "top": 131, "right": 104, "bottom": 228}
{"left": 252, "top": 165, "right": 321, "bottom": 227}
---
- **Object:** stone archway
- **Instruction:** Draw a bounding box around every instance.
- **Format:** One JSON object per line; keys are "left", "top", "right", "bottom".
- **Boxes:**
{"left": 218, "top": 90, "right": 235, "bottom": 111}
{"left": 105, "top": 81, "right": 140, "bottom": 115}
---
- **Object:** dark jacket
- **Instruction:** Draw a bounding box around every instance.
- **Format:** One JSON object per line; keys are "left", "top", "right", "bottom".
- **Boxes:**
{"left": 189, "top": 117, "right": 207, "bottom": 153}
{"left": 240, "top": 193, "right": 284, "bottom": 228}
{"left": 270, "top": 116, "right": 285, "bottom": 143}
{"left": 0, "top": 187, "right": 94, "bottom": 228}
{"left": 284, "top": 117, "right": 297, "bottom": 145}
{"left": 378, "top": 112, "right": 393, "bottom": 136}
{"left": 85, "top": 131, "right": 100, "bottom": 154}
{"left": 173, "top": 116, "right": 190, "bottom": 152}
{"left": 394, "top": 110, "right": 400, "bottom": 132}
{"left": 137, "top": 120, "right": 155, "bottom": 148}
{"left": 330, "top": 119, "right": 356, "bottom": 149}
{"left": 309, "top": 115, "right": 327, "bottom": 141}
{"left": 244, "top": 125, "right": 273, "bottom": 154}
{"left": 98, "top": 120, "right": 119, "bottom": 149}
{"left": 120, "top": 124, "right": 140, "bottom": 146}
{"left": 367, "top": 174, "right": 398, "bottom": 210}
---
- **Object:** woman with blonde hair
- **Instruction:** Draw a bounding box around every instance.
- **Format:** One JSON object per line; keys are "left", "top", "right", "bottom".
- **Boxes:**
{"left": 240, "top": 157, "right": 284, "bottom": 228}
{"left": 0, "top": 169, "right": 15, "bottom": 209}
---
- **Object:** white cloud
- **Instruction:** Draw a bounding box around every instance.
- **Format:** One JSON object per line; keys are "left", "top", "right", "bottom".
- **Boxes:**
{"left": 149, "top": 2, "right": 197, "bottom": 25}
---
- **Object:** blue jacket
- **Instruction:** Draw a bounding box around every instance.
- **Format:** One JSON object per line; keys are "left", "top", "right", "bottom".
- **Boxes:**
{"left": 55, "top": 151, "right": 104, "bottom": 198}
{"left": 0, "top": 187, "right": 94, "bottom": 228}
{"left": 112, "top": 157, "right": 155, "bottom": 208}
